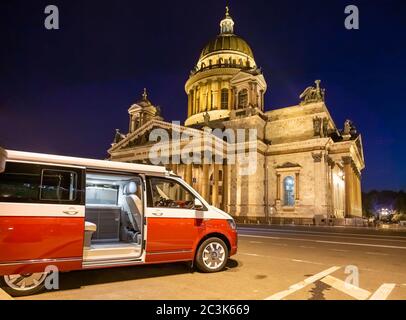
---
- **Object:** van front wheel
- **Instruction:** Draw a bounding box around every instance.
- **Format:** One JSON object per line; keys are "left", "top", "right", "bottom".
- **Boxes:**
{"left": 0, "top": 272, "right": 48, "bottom": 297}
{"left": 195, "top": 237, "right": 228, "bottom": 273}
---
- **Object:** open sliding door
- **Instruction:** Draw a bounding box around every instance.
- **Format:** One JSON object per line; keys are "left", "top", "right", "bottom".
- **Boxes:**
{"left": 0, "top": 162, "right": 85, "bottom": 275}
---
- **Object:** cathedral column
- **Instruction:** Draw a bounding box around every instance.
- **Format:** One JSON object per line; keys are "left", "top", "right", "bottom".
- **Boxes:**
{"left": 276, "top": 174, "right": 281, "bottom": 200}
{"left": 217, "top": 79, "right": 222, "bottom": 110}
{"left": 234, "top": 88, "right": 238, "bottom": 109}
{"left": 193, "top": 87, "right": 198, "bottom": 114}
{"left": 187, "top": 92, "right": 192, "bottom": 117}
{"left": 343, "top": 157, "right": 353, "bottom": 218}
{"left": 228, "top": 88, "right": 232, "bottom": 110}
{"left": 295, "top": 172, "right": 300, "bottom": 200}
{"left": 222, "top": 163, "right": 228, "bottom": 211}
{"left": 207, "top": 80, "right": 214, "bottom": 110}
{"left": 201, "top": 164, "right": 210, "bottom": 201}
{"left": 212, "top": 164, "right": 220, "bottom": 207}
{"left": 185, "top": 164, "right": 193, "bottom": 186}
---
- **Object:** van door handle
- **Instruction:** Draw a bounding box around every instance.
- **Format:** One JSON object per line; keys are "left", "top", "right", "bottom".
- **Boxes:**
{"left": 63, "top": 208, "right": 79, "bottom": 215}
{"left": 152, "top": 211, "right": 163, "bottom": 216}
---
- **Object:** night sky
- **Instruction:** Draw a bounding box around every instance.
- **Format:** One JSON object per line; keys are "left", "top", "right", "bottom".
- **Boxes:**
{"left": 0, "top": 0, "right": 405, "bottom": 191}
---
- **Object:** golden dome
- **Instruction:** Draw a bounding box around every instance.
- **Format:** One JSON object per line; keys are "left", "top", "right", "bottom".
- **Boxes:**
{"left": 200, "top": 34, "right": 254, "bottom": 59}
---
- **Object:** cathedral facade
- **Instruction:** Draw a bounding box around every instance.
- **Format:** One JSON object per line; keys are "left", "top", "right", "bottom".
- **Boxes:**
{"left": 108, "top": 8, "right": 365, "bottom": 224}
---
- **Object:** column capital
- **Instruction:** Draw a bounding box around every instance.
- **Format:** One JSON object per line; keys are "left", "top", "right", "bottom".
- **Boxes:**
{"left": 342, "top": 156, "right": 352, "bottom": 165}
{"left": 312, "top": 152, "right": 323, "bottom": 163}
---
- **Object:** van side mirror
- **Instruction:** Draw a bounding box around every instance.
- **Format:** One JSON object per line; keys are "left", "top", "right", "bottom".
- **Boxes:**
{"left": 194, "top": 198, "right": 205, "bottom": 211}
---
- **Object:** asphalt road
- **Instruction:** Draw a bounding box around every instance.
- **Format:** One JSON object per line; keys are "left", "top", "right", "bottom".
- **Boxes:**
{"left": 16, "top": 225, "right": 406, "bottom": 300}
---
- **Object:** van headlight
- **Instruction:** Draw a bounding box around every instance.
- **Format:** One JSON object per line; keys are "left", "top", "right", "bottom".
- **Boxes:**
{"left": 227, "top": 219, "right": 236, "bottom": 230}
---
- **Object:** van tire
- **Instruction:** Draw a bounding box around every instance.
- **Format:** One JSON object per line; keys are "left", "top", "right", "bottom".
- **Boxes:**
{"left": 195, "top": 237, "right": 228, "bottom": 273}
{"left": 0, "top": 273, "right": 47, "bottom": 297}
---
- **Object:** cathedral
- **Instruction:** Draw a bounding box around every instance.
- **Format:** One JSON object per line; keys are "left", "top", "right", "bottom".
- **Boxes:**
{"left": 108, "top": 8, "right": 365, "bottom": 224}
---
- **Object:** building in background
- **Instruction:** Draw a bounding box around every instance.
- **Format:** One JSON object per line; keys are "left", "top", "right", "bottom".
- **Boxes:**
{"left": 108, "top": 8, "right": 365, "bottom": 224}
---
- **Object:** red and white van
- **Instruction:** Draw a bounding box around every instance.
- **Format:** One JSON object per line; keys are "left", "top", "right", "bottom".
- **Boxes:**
{"left": 0, "top": 149, "right": 237, "bottom": 296}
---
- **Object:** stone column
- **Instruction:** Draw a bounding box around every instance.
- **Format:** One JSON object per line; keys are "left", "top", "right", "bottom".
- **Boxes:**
{"left": 185, "top": 164, "right": 193, "bottom": 186}
{"left": 193, "top": 87, "right": 197, "bottom": 115}
{"left": 343, "top": 157, "right": 353, "bottom": 218}
{"left": 295, "top": 172, "right": 300, "bottom": 200}
{"left": 212, "top": 164, "right": 220, "bottom": 207}
{"left": 201, "top": 164, "right": 210, "bottom": 201}
{"left": 187, "top": 92, "right": 192, "bottom": 117}
{"left": 208, "top": 80, "right": 212, "bottom": 110}
{"left": 222, "top": 163, "right": 228, "bottom": 211}
{"left": 230, "top": 87, "right": 235, "bottom": 110}
{"left": 217, "top": 79, "right": 222, "bottom": 109}
{"left": 276, "top": 174, "right": 281, "bottom": 200}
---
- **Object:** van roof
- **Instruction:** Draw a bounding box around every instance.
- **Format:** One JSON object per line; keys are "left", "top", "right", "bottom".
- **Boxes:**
{"left": 5, "top": 149, "right": 168, "bottom": 175}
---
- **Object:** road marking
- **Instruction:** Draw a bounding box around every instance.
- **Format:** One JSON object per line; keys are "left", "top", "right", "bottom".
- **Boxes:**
{"left": 241, "top": 253, "right": 261, "bottom": 257}
{"left": 369, "top": 283, "right": 396, "bottom": 300}
{"left": 249, "top": 241, "right": 263, "bottom": 244}
{"left": 300, "top": 245, "right": 316, "bottom": 249}
{"left": 0, "top": 288, "right": 13, "bottom": 300}
{"left": 365, "top": 252, "right": 389, "bottom": 256}
{"left": 321, "top": 275, "right": 371, "bottom": 300}
{"left": 329, "top": 249, "right": 349, "bottom": 252}
{"left": 240, "top": 234, "right": 406, "bottom": 250}
{"left": 238, "top": 227, "right": 406, "bottom": 240}
{"left": 264, "top": 266, "right": 341, "bottom": 300}
{"left": 291, "top": 259, "right": 324, "bottom": 265}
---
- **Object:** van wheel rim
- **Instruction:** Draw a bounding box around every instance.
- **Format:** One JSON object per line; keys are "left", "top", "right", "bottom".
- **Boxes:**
{"left": 4, "top": 273, "right": 47, "bottom": 291}
{"left": 202, "top": 242, "right": 226, "bottom": 270}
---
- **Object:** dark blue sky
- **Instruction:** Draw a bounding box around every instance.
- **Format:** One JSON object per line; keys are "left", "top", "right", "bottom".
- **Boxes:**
{"left": 0, "top": 0, "right": 405, "bottom": 191}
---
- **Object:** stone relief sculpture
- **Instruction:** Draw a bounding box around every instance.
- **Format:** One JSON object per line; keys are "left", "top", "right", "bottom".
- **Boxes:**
{"left": 300, "top": 80, "right": 326, "bottom": 105}
{"left": 313, "top": 116, "right": 329, "bottom": 137}
{"left": 113, "top": 129, "right": 126, "bottom": 144}
{"left": 313, "top": 116, "right": 322, "bottom": 137}
{"left": 203, "top": 111, "right": 211, "bottom": 125}
{"left": 343, "top": 119, "right": 352, "bottom": 135}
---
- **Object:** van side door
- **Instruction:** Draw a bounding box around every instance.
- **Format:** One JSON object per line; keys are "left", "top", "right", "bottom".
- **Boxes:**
{"left": 144, "top": 177, "right": 205, "bottom": 263}
{"left": 0, "top": 162, "right": 85, "bottom": 275}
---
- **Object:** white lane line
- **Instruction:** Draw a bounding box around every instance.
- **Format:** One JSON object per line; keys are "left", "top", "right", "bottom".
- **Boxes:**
{"left": 238, "top": 227, "right": 406, "bottom": 240}
{"left": 291, "top": 259, "right": 324, "bottom": 265}
{"left": 366, "top": 252, "right": 389, "bottom": 256}
{"left": 321, "top": 275, "right": 371, "bottom": 300}
{"left": 241, "top": 253, "right": 261, "bottom": 257}
{"left": 300, "top": 245, "right": 316, "bottom": 249}
{"left": 369, "top": 284, "right": 396, "bottom": 300}
{"left": 0, "top": 288, "right": 13, "bottom": 300}
{"left": 264, "top": 266, "right": 341, "bottom": 300}
{"left": 240, "top": 234, "right": 406, "bottom": 250}
{"left": 249, "top": 241, "right": 263, "bottom": 244}
{"left": 329, "top": 249, "right": 349, "bottom": 252}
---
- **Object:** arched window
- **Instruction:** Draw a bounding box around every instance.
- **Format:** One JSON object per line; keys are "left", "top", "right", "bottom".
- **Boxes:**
{"left": 238, "top": 89, "right": 248, "bottom": 108}
{"left": 221, "top": 89, "right": 228, "bottom": 109}
{"left": 283, "top": 176, "right": 295, "bottom": 207}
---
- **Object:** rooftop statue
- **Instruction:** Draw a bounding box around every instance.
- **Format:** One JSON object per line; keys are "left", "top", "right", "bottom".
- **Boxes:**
{"left": 299, "top": 80, "right": 326, "bottom": 105}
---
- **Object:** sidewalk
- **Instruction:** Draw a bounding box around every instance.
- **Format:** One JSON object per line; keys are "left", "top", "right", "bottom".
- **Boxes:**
{"left": 237, "top": 223, "right": 406, "bottom": 236}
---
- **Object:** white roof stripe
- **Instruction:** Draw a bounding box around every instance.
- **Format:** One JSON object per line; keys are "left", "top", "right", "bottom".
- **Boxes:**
{"left": 5, "top": 150, "right": 167, "bottom": 175}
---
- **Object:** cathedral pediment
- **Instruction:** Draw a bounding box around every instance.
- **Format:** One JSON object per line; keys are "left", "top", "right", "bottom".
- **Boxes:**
{"left": 109, "top": 119, "right": 227, "bottom": 154}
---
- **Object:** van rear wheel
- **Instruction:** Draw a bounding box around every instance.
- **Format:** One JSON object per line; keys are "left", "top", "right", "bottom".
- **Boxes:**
{"left": 0, "top": 272, "right": 48, "bottom": 297}
{"left": 195, "top": 237, "right": 228, "bottom": 273}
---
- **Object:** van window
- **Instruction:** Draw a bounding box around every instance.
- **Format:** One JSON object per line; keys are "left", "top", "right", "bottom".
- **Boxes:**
{"left": 147, "top": 177, "right": 195, "bottom": 209}
{"left": 40, "top": 169, "right": 77, "bottom": 201}
{"left": 86, "top": 184, "right": 119, "bottom": 205}
{"left": 0, "top": 162, "right": 41, "bottom": 202}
